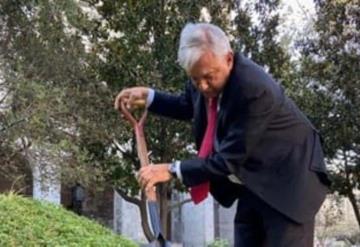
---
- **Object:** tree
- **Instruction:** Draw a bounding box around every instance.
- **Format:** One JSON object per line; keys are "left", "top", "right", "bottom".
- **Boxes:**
{"left": 0, "top": 0, "right": 118, "bottom": 198}
{"left": 298, "top": 0, "right": 360, "bottom": 229}
{"left": 232, "top": 0, "right": 294, "bottom": 85}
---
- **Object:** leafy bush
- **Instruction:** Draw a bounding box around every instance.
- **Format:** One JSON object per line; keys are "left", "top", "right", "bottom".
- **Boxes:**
{"left": 0, "top": 193, "right": 136, "bottom": 246}
{"left": 208, "top": 239, "right": 230, "bottom": 247}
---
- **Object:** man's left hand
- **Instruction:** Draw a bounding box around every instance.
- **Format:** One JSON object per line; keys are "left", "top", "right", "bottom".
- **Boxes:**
{"left": 138, "top": 164, "right": 172, "bottom": 192}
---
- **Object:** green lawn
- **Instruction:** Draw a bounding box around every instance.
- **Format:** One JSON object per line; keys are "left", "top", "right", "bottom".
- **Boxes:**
{"left": 0, "top": 193, "right": 137, "bottom": 247}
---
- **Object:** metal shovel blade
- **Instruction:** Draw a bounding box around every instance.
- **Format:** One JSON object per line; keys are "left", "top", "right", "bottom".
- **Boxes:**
{"left": 146, "top": 201, "right": 171, "bottom": 247}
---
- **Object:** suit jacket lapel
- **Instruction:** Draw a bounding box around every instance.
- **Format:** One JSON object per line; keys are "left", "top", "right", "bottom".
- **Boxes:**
{"left": 214, "top": 53, "right": 242, "bottom": 151}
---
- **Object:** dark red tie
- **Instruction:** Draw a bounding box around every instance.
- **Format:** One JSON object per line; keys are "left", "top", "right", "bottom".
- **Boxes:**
{"left": 190, "top": 97, "right": 218, "bottom": 204}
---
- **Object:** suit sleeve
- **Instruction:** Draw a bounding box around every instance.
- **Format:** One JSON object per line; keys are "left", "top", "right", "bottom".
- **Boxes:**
{"left": 180, "top": 84, "right": 283, "bottom": 187}
{"left": 148, "top": 81, "right": 193, "bottom": 121}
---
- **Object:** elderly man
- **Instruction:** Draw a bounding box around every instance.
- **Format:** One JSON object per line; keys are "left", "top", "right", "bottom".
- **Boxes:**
{"left": 114, "top": 23, "right": 330, "bottom": 247}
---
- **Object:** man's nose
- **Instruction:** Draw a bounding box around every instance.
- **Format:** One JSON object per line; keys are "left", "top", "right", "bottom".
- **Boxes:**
{"left": 198, "top": 80, "right": 209, "bottom": 91}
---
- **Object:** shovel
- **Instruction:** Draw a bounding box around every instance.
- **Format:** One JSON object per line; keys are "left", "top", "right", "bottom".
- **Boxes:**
{"left": 120, "top": 100, "right": 171, "bottom": 247}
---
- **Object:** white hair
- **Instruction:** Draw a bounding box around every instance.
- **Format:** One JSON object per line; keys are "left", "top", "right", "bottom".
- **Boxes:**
{"left": 177, "top": 23, "right": 232, "bottom": 72}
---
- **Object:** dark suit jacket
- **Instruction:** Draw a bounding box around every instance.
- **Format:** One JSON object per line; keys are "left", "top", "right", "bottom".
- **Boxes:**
{"left": 149, "top": 53, "right": 330, "bottom": 224}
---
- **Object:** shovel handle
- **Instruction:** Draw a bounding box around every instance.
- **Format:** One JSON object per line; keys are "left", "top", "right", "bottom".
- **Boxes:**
{"left": 120, "top": 100, "right": 147, "bottom": 127}
{"left": 119, "top": 100, "right": 156, "bottom": 201}
{"left": 120, "top": 100, "right": 149, "bottom": 166}
{"left": 118, "top": 100, "right": 170, "bottom": 244}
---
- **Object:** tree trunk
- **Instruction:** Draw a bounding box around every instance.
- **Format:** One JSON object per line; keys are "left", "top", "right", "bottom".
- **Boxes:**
{"left": 343, "top": 150, "right": 360, "bottom": 230}
{"left": 347, "top": 190, "right": 360, "bottom": 230}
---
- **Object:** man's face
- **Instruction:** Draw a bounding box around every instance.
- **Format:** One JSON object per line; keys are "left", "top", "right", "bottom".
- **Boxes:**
{"left": 188, "top": 50, "right": 233, "bottom": 99}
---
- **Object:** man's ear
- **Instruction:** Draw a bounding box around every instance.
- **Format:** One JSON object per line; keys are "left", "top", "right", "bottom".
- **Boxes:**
{"left": 226, "top": 51, "right": 234, "bottom": 67}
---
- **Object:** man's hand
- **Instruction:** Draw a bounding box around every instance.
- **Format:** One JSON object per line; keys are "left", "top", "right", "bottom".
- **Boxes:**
{"left": 138, "top": 164, "right": 172, "bottom": 193}
{"left": 114, "top": 86, "right": 149, "bottom": 110}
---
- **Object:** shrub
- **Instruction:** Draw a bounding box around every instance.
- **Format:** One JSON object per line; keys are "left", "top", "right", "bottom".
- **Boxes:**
{"left": 0, "top": 193, "right": 137, "bottom": 247}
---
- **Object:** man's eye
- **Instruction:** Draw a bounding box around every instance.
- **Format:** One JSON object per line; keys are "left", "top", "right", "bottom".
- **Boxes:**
{"left": 191, "top": 78, "right": 198, "bottom": 85}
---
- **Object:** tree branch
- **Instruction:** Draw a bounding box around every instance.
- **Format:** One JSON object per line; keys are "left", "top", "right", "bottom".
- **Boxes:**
{"left": 115, "top": 188, "right": 141, "bottom": 206}
{"left": 118, "top": 60, "right": 148, "bottom": 86}
{"left": 0, "top": 89, "right": 11, "bottom": 105}
{"left": 168, "top": 198, "right": 192, "bottom": 212}
{"left": 0, "top": 118, "right": 26, "bottom": 133}
{"left": 112, "top": 139, "right": 138, "bottom": 165}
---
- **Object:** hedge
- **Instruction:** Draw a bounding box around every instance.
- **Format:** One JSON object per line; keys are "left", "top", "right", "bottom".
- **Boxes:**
{"left": 0, "top": 193, "right": 137, "bottom": 247}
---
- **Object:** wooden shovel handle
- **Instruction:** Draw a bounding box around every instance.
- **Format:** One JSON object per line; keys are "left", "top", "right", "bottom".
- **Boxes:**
{"left": 120, "top": 100, "right": 147, "bottom": 127}
{"left": 119, "top": 100, "right": 156, "bottom": 201}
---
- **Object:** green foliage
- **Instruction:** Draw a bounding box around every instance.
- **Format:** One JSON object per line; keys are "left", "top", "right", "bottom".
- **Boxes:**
{"left": 0, "top": 0, "right": 118, "bottom": 191}
{"left": 232, "top": 0, "right": 292, "bottom": 83}
{"left": 208, "top": 238, "right": 230, "bottom": 247}
{"left": 0, "top": 193, "right": 136, "bottom": 246}
{"left": 298, "top": 0, "right": 360, "bottom": 228}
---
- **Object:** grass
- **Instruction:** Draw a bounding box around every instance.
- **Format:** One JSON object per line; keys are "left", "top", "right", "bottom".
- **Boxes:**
{"left": 0, "top": 193, "right": 137, "bottom": 247}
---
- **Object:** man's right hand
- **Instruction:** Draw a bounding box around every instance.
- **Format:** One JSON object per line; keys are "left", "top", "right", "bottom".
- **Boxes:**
{"left": 114, "top": 86, "right": 150, "bottom": 111}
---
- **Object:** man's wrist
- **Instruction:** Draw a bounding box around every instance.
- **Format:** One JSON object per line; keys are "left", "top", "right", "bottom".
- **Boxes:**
{"left": 168, "top": 162, "right": 178, "bottom": 178}
{"left": 146, "top": 88, "right": 155, "bottom": 108}
{"left": 168, "top": 160, "right": 182, "bottom": 181}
